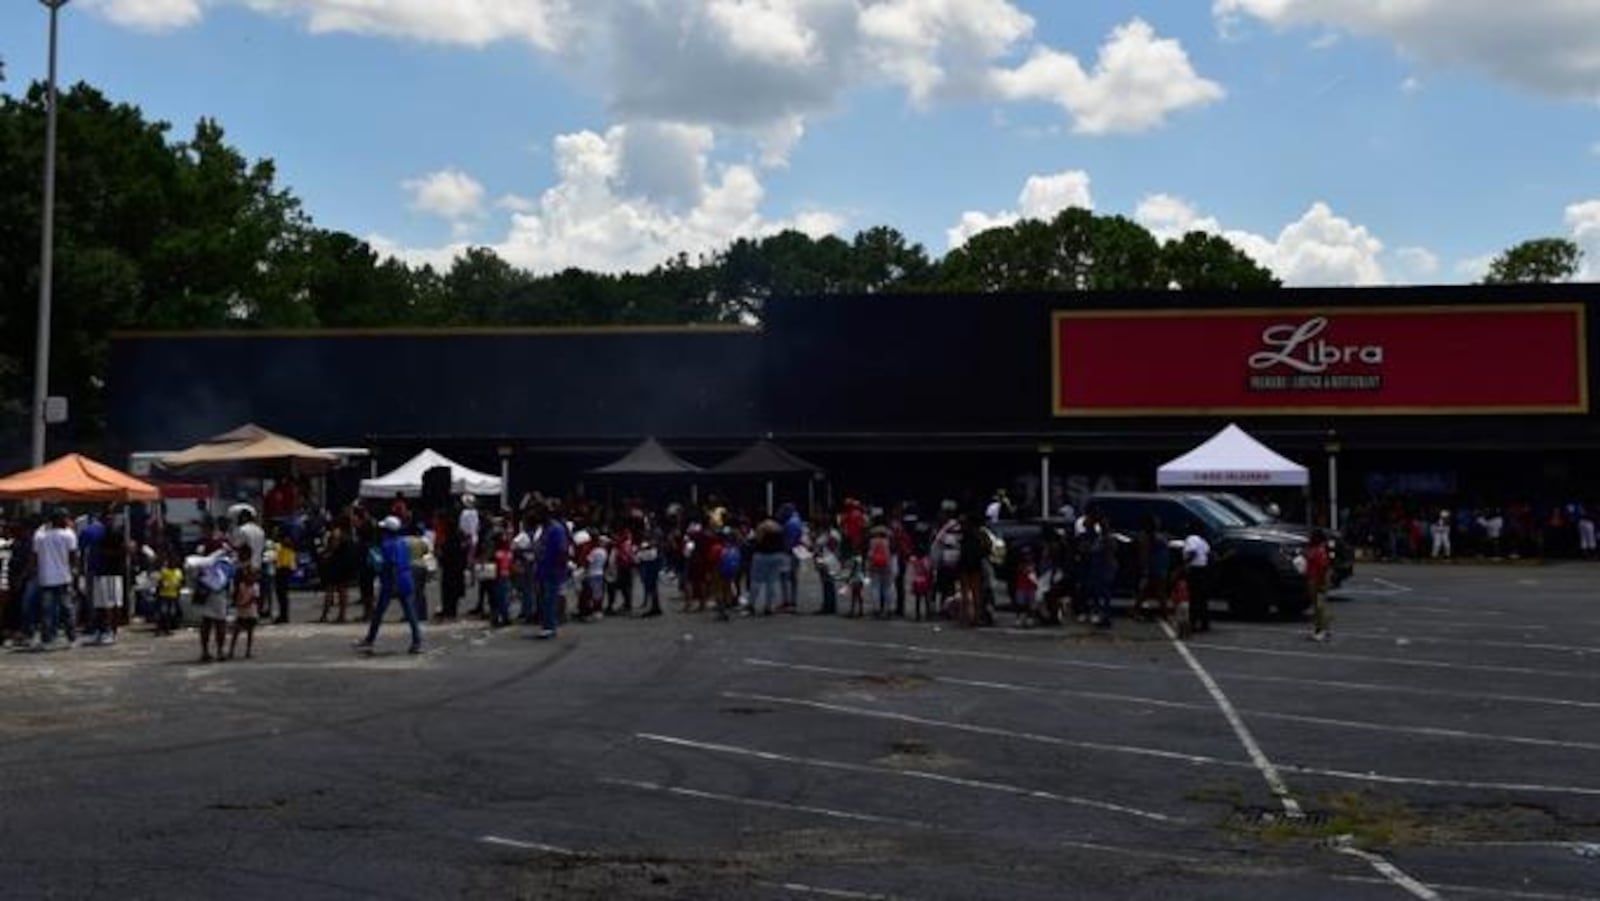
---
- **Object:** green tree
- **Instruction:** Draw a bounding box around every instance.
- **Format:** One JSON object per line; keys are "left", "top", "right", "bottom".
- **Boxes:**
{"left": 1159, "top": 231, "right": 1281, "bottom": 290}
{"left": 1482, "top": 238, "right": 1583, "bottom": 285}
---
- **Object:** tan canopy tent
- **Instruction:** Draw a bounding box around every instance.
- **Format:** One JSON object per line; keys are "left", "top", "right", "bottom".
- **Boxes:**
{"left": 0, "top": 453, "right": 160, "bottom": 503}
{"left": 160, "top": 423, "right": 338, "bottom": 474}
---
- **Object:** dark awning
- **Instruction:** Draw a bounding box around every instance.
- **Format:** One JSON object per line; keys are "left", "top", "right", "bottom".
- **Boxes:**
{"left": 588, "top": 438, "right": 704, "bottom": 475}
{"left": 709, "top": 439, "right": 823, "bottom": 476}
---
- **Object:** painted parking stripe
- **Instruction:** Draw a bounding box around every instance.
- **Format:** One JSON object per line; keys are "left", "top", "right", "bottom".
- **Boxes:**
{"left": 724, "top": 690, "right": 1244, "bottom": 771}
{"left": 1334, "top": 875, "right": 1600, "bottom": 901}
{"left": 1220, "top": 624, "right": 1600, "bottom": 655}
{"left": 634, "top": 732, "right": 1182, "bottom": 824}
{"left": 480, "top": 835, "right": 580, "bottom": 855}
{"left": 599, "top": 777, "right": 932, "bottom": 829}
{"left": 1189, "top": 641, "right": 1600, "bottom": 680}
{"left": 759, "top": 882, "right": 896, "bottom": 900}
{"left": 1161, "top": 621, "right": 1438, "bottom": 900}
{"left": 745, "top": 658, "right": 1600, "bottom": 752}
{"left": 732, "top": 687, "right": 1600, "bottom": 800}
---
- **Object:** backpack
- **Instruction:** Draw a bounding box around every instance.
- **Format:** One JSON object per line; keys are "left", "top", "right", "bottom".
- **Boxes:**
{"left": 869, "top": 538, "right": 890, "bottom": 571}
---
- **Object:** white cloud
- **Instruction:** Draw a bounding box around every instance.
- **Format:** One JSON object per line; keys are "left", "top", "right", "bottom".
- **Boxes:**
{"left": 84, "top": 0, "right": 203, "bottom": 31}
{"left": 1136, "top": 193, "right": 1387, "bottom": 286}
{"left": 241, "top": 0, "right": 573, "bottom": 49}
{"left": 988, "top": 19, "right": 1225, "bottom": 134}
{"left": 947, "top": 170, "right": 1093, "bottom": 248}
{"left": 89, "top": 2, "right": 1221, "bottom": 141}
{"left": 1454, "top": 254, "right": 1495, "bottom": 282}
{"left": 1393, "top": 246, "right": 1441, "bottom": 281}
{"left": 1567, "top": 199, "right": 1600, "bottom": 280}
{"left": 1400, "top": 75, "right": 1423, "bottom": 95}
{"left": 375, "top": 123, "right": 845, "bottom": 275}
{"left": 403, "top": 168, "right": 487, "bottom": 222}
{"left": 1214, "top": 0, "right": 1600, "bottom": 101}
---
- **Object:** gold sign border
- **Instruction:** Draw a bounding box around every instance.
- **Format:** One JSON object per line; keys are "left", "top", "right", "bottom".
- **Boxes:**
{"left": 1051, "top": 303, "right": 1590, "bottom": 418}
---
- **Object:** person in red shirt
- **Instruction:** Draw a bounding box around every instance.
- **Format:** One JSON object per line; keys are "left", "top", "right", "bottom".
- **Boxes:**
{"left": 1303, "top": 529, "right": 1332, "bottom": 642}
{"left": 839, "top": 500, "right": 867, "bottom": 557}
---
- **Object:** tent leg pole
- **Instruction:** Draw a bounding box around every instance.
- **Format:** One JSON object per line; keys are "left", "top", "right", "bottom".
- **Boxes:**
{"left": 766, "top": 480, "right": 774, "bottom": 516}
{"left": 500, "top": 454, "right": 511, "bottom": 512}
{"left": 1327, "top": 449, "right": 1339, "bottom": 532}
{"left": 807, "top": 478, "right": 815, "bottom": 521}
{"left": 1040, "top": 453, "right": 1051, "bottom": 520}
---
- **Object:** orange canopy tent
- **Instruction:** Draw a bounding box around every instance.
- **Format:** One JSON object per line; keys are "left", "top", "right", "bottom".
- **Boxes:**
{"left": 0, "top": 453, "right": 160, "bottom": 503}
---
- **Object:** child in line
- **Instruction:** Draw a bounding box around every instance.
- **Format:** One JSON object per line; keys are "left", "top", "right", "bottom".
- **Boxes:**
{"left": 637, "top": 538, "right": 663, "bottom": 618}
{"left": 1012, "top": 549, "right": 1038, "bottom": 627}
{"left": 843, "top": 552, "right": 866, "bottom": 618}
{"left": 815, "top": 539, "right": 841, "bottom": 616}
{"left": 716, "top": 535, "right": 742, "bottom": 621}
{"left": 491, "top": 535, "right": 514, "bottom": 627}
{"left": 1169, "top": 569, "right": 1192, "bottom": 640}
{"left": 156, "top": 556, "right": 185, "bottom": 636}
{"left": 229, "top": 565, "right": 260, "bottom": 659}
{"left": 1304, "top": 529, "right": 1333, "bottom": 642}
{"left": 909, "top": 552, "right": 932, "bottom": 621}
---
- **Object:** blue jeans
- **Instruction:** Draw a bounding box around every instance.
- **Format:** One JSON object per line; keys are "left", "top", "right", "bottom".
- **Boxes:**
{"left": 365, "top": 585, "right": 422, "bottom": 648}
{"left": 37, "top": 585, "right": 69, "bottom": 643}
{"left": 539, "top": 576, "right": 562, "bottom": 633}
{"left": 751, "top": 553, "right": 782, "bottom": 612}
{"left": 869, "top": 571, "right": 893, "bottom": 613}
{"left": 491, "top": 579, "right": 511, "bottom": 625}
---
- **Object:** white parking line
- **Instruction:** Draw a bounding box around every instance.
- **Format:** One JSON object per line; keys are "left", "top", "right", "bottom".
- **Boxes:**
{"left": 786, "top": 636, "right": 1150, "bottom": 674}
{"left": 1220, "top": 625, "right": 1600, "bottom": 656}
{"left": 745, "top": 658, "right": 1600, "bottom": 752}
{"left": 759, "top": 881, "right": 896, "bottom": 900}
{"left": 1190, "top": 641, "right": 1600, "bottom": 680}
{"left": 479, "top": 835, "right": 580, "bottom": 855}
{"left": 724, "top": 690, "right": 1244, "bottom": 771}
{"left": 1161, "top": 622, "right": 1437, "bottom": 900}
{"left": 599, "top": 777, "right": 932, "bottom": 829}
{"left": 634, "top": 732, "right": 1183, "bottom": 824}
{"left": 1214, "top": 670, "right": 1600, "bottom": 712}
{"left": 1333, "top": 875, "right": 1599, "bottom": 901}
{"left": 1159, "top": 622, "right": 1303, "bottom": 819}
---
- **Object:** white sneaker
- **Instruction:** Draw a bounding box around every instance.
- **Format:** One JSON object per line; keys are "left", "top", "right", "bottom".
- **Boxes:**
{"left": 100, "top": 633, "right": 116, "bottom": 646}
{"left": 27, "top": 636, "right": 42, "bottom": 651}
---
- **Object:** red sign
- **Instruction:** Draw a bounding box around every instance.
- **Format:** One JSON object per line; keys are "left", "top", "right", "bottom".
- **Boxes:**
{"left": 1053, "top": 305, "right": 1589, "bottom": 416}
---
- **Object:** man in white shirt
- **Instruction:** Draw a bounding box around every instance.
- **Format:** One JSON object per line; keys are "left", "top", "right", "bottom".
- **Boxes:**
{"left": 459, "top": 496, "right": 480, "bottom": 561}
{"left": 234, "top": 508, "right": 266, "bottom": 569}
{"left": 32, "top": 509, "right": 79, "bottom": 648}
{"left": 1182, "top": 524, "right": 1212, "bottom": 634}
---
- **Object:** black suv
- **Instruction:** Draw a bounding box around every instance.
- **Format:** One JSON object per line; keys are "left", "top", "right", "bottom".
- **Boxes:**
{"left": 1083, "top": 492, "right": 1309, "bottom": 619}
{"left": 1196, "top": 492, "right": 1354, "bottom": 588}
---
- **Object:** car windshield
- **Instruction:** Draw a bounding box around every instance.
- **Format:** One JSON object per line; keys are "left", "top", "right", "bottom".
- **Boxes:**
{"left": 1181, "top": 496, "right": 1249, "bottom": 530}
{"left": 1214, "top": 494, "right": 1275, "bottom": 525}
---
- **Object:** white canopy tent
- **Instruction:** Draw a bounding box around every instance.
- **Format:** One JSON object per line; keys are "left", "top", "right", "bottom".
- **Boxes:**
{"left": 1157, "top": 424, "right": 1309, "bottom": 489}
{"left": 359, "top": 449, "right": 503, "bottom": 499}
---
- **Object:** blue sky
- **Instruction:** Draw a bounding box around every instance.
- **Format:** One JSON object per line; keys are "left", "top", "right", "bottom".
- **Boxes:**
{"left": 2, "top": 0, "right": 1596, "bottom": 285}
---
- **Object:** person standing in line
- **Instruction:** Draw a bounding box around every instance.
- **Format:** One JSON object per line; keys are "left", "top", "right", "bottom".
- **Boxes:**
{"left": 89, "top": 524, "right": 128, "bottom": 645}
{"left": 318, "top": 522, "right": 351, "bottom": 623}
{"left": 1580, "top": 504, "right": 1597, "bottom": 560}
{"left": 890, "top": 512, "right": 912, "bottom": 618}
{"left": 406, "top": 525, "right": 433, "bottom": 622}
{"left": 606, "top": 528, "right": 637, "bottom": 615}
{"left": 815, "top": 535, "right": 841, "bottom": 616}
{"left": 354, "top": 516, "right": 423, "bottom": 655}
{"left": 909, "top": 550, "right": 933, "bottom": 621}
{"left": 438, "top": 516, "right": 466, "bottom": 621}
{"left": 155, "top": 554, "right": 184, "bottom": 635}
{"left": 490, "top": 533, "right": 514, "bottom": 627}
{"left": 534, "top": 503, "right": 569, "bottom": 639}
{"left": 866, "top": 525, "right": 895, "bottom": 618}
{"left": 193, "top": 547, "right": 233, "bottom": 663}
{"left": 229, "top": 565, "right": 261, "bottom": 659}
{"left": 750, "top": 515, "right": 785, "bottom": 617}
{"left": 1135, "top": 515, "right": 1170, "bottom": 622}
{"left": 1431, "top": 510, "right": 1452, "bottom": 559}
{"left": 270, "top": 524, "right": 296, "bottom": 624}
{"left": 1303, "top": 530, "right": 1333, "bottom": 642}
{"left": 514, "top": 514, "right": 540, "bottom": 623}
{"left": 956, "top": 513, "right": 987, "bottom": 627}
{"left": 1182, "top": 523, "right": 1213, "bottom": 634}
{"left": 1012, "top": 548, "right": 1038, "bottom": 627}
{"left": 637, "top": 533, "right": 663, "bottom": 618}
{"left": 780, "top": 505, "right": 804, "bottom": 612}
{"left": 1088, "top": 514, "right": 1117, "bottom": 629}
{"left": 31, "top": 509, "right": 79, "bottom": 650}
{"left": 459, "top": 496, "right": 481, "bottom": 574}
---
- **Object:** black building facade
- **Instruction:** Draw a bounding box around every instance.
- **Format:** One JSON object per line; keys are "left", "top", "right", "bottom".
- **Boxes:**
{"left": 108, "top": 284, "right": 1600, "bottom": 517}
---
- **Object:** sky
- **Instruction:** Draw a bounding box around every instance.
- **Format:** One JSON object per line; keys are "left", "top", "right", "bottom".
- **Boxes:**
{"left": 1, "top": 0, "right": 1597, "bottom": 286}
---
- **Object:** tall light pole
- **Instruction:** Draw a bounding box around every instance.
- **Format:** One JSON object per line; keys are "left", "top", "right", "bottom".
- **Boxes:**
{"left": 31, "top": 0, "right": 69, "bottom": 468}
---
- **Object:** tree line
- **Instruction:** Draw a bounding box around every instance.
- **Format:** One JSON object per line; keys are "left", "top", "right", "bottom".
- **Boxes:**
{"left": 0, "top": 77, "right": 1584, "bottom": 451}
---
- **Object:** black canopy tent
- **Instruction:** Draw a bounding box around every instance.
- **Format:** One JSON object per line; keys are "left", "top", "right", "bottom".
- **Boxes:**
{"left": 708, "top": 439, "right": 825, "bottom": 515}
{"left": 587, "top": 437, "right": 705, "bottom": 507}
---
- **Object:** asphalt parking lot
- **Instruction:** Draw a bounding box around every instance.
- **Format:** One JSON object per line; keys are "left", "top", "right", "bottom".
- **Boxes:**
{"left": 2, "top": 563, "right": 1598, "bottom": 900}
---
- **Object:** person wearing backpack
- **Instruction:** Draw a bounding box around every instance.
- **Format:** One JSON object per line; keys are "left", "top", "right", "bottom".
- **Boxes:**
{"left": 866, "top": 525, "right": 895, "bottom": 618}
{"left": 354, "top": 516, "right": 423, "bottom": 655}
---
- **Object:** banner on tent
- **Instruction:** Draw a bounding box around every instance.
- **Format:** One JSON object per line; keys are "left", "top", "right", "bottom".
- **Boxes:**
{"left": 1053, "top": 304, "right": 1588, "bottom": 416}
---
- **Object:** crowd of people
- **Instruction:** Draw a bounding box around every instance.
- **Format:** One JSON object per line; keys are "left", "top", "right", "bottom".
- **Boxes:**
{"left": 1342, "top": 499, "right": 1598, "bottom": 561}
{"left": 1, "top": 485, "right": 1287, "bottom": 661}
